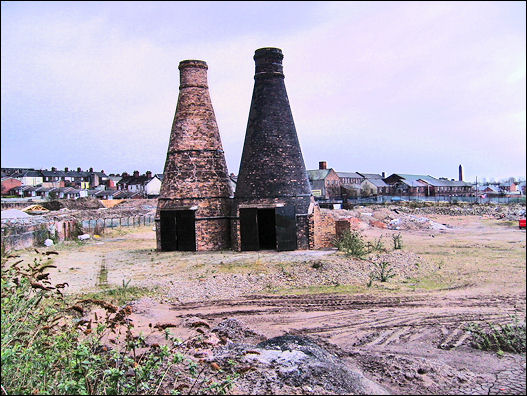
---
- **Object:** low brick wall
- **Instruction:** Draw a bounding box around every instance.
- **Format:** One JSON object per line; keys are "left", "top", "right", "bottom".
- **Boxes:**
{"left": 1, "top": 218, "right": 78, "bottom": 252}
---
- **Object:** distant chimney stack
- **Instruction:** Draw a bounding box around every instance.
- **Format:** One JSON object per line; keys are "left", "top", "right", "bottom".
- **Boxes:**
{"left": 146, "top": 171, "right": 152, "bottom": 178}
{"left": 51, "top": 167, "right": 57, "bottom": 171}
{"left": 382, "top": 171, "right": 385, "bottom": 178}
{"left": 64, "top": 167, "right": 69, "bottom": 172}
{"left": 459, "top": 164, "right": 463, "bottom": 181}
{"left": 133, "top": 170, "right": 139, "bottom": 178}
{"left": 319, "top": 161, "right": 327, "bottom": 170}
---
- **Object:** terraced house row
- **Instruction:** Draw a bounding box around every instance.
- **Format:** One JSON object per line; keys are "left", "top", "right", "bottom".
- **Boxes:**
{"left": 1, "top": 167, "right": 164, "bottom": 199}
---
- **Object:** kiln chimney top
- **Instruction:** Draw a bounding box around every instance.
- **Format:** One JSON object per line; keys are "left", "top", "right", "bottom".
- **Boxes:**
{"left": 178, "top": 60, "right": 208, "bottom": 88}
{"left": 254, "top": 47, "right": 284, "bottom": 77}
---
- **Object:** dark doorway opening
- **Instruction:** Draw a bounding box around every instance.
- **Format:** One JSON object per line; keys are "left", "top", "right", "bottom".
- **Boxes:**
{"left": 257, "top": 208, "right": 276, "bottom": 249}
{"left": 240, "top": 207, "right": 296, "bottom": 251}
{"left": 159, "top": 210, "right": 196, "bottom": 251}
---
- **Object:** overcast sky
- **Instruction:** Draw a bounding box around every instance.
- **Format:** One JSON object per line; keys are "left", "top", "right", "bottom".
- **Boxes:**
{"left": 1, "top": 1, "right": 525, "bottom": 182}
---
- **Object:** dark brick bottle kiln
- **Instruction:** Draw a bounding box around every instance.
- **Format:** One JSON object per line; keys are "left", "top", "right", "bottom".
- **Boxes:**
{"left": 156, "top": 60, "right": 232, "bottom": 251}
{"left": 233, "top": 48, "right": 314, "bottom": 251}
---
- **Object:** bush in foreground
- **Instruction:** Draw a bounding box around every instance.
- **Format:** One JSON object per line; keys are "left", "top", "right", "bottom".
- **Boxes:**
{"left": 1, "top": 248, "right": 236, "bottom": 395}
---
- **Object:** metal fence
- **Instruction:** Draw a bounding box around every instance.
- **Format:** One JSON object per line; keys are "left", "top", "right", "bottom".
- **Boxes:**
{"left": 343, "top": 195, "right": 526, "bottom": 205}
{"left": 81, "top": 214, "right": 155, "bottom": 233}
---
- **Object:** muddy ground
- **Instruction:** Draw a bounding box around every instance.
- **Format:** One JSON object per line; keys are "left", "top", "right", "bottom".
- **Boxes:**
{"left": 14, "top": 210, "right": 526, "bottom": 394}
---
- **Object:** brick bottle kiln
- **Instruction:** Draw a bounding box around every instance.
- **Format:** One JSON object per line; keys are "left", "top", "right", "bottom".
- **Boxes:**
{"left": 233, "top": 47, "right": 314, "bottom": 251}
{"left": 156, "top": 60, "right": 232, "bottom": 251}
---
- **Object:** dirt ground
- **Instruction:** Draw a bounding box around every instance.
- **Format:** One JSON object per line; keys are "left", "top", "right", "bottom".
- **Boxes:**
{"left": 15, "top": 211, "right": 526, "bottom": 395}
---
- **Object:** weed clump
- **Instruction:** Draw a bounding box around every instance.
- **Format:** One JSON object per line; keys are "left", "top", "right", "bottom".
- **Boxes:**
{"left": 367, "top": 235, "right": 387, "bottom": 253}
{"left": 335, "top": 232, "right": 390, "bottom": 257}
{"left": 369, "top": 260, "right": 396, "bottom": 283}
{"left": 392, "top": 233, "right": 403, "bottom": 250}
{"left": 466, "top": 317, "right": 526, "bottom": 354}
{"left": 334, "top": 231, "right": 369, "bottom": 258}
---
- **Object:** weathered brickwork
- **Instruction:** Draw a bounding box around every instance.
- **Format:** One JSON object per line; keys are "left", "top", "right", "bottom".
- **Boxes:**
{"left": 235, "top": 48, "right": 312, "bottom": 203}
{"left": 308, "top": 207, "right": 316, "bottom": 250}
{"left": 335, "top": 220, "right": 350, "bottom": 239}
{"left": 156, "top": 60, "right": 232, "bottom": 251}
{"left": 195, "top": 218, "right": 231, "bottom": 250}
{"left": 296, "top": 215, "right": 310, "bottom": 250}
{"left": 313, "top": 207, "right": 337, "bottom": 249}
{"left": 233, "top": 48, "right": 313, "bottom": 251}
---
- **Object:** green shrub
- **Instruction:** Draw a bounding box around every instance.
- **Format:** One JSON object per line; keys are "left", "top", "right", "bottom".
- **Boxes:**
{"left": 466, "top": 318, "right": 526, "bottom": 354}
{"left": 334, "top": 231, "right": 369, "bottom": 258}
{"left": 1, "top": 250, "right": 237, "bottom": 395}
{"left": 71, "top": 221, "right": 85, "bottom": 238}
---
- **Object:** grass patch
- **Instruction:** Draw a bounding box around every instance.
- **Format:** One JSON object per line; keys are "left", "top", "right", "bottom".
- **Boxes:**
{"left": 497, "top": 220, "right": 517, "bottom": 227}
{"left": 72, "top": 285, "right": 162, "bottom": 306}
{"left": 103, "top": 225, "right": 154, "bottom": 238}
{"left": 402, "top": 275, "right": 450, "bottom": 291}
{"left": 214, "top": 259, "right": 270, "bottom": 274}
{"left": 269, "top": 284, "right": 367, "bottom": 295}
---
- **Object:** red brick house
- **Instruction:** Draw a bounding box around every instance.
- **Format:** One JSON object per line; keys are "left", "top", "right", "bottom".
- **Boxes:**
{"left": 307, "top": 162, "right": 341, "bottom": 200}
{"left": 1, "top": 177, "right": 22, "bottom": 196}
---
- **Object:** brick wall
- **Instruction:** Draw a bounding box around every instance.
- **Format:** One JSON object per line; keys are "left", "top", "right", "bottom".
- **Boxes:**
{"left": 1, "top": 219, "right": 78, "bottom": 251}
{"left": 313, "top": 207, "right": 337, "bottom": 249}
{"left": 1, "top": 178, "right": 22, "bottom": 195}
{"left": 335, "top": 220, "right": 350, "bottom": 239}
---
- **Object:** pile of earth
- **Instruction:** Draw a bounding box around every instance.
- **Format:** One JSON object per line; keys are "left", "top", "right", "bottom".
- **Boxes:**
{"left": 213, "top": 332, "right": 389, "bottom": 394}
{"left": 148, "top": 249, "right": 423, "bottom": 303}
{"left": 38, "top": 199, "right": 156, "bottom": 222}
{"left": 395, "top": 203, "right": 526, "bottom": 220}
{"left": 41, "top": 197, "right": 104, "bottom": 211}
{"left": 0, "top": 209, "right": 31, "bottom": 219}
{"left": 166, "top": 317, "right": 387, "bottom": 395}
{"left": 326, "top": 207, "right": 450, "bottom": 231}
{"left": 112, "top": 198, "right": 157, "bottom": 210}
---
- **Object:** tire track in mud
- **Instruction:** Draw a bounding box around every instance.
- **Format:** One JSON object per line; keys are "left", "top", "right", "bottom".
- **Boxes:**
{"left": 173, "top": 292, "right": 524, "bottom": 312}
{"left": 168, "top": 291, "right": 525, "bottom": 394}
{"left": 170, "top": 292, "right": 524, "bottom": 351}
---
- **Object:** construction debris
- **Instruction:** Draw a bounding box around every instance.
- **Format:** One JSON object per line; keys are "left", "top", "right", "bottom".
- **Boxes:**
{"left": 22, "top": 204, "right": 49, "bottom": 214}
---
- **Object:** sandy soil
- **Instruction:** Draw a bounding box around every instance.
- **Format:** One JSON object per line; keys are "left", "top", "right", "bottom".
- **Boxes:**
{"left": 15, "top": 213, "right": 526, "bottom": 394}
